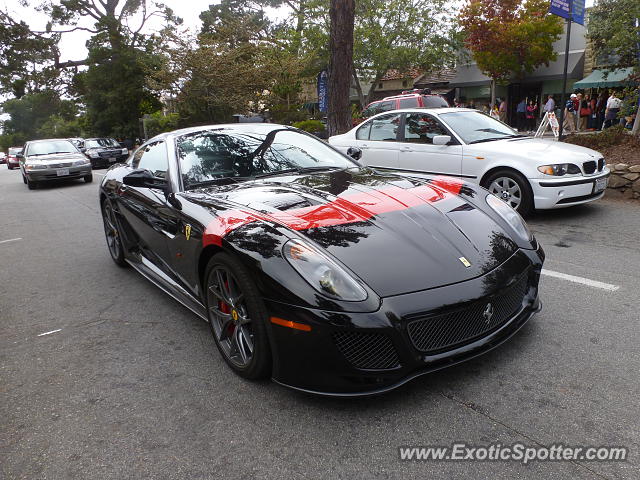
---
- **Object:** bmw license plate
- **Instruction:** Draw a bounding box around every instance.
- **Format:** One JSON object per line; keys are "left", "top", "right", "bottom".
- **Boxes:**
{"left": 594, "top": 177, "right": 607, "bottom": 193}
{"left": 109, "top": 157, "right": 116, "bottom": 163}
{"left": 57, "top": 168, "right": 69, "bottom": 176}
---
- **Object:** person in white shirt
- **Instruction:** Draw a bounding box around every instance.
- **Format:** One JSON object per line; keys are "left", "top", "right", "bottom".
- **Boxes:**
{"left": 543, "top": 95, "right": 556, "bottom": 114}
{"left": 604, "top": 93, "right": 623, "bottom": 129}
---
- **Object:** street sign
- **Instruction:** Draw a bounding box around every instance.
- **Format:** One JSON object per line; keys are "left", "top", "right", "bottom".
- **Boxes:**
{"left": 549, "top": 0, "right": 585, "bottom": 25}
{"left": 317, "top": 70, "right": 328, "bottom": 113}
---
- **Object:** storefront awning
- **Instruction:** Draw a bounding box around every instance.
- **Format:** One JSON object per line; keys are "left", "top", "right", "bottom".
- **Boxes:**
{"left": 573, "top": 68, "right": 637, "bottom": 89}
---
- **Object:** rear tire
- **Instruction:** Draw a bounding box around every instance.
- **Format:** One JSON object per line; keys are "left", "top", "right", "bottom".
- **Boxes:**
{"left": 482, "top": 169, "right": 533, "bottom": 217}
{"left": 84, "top": 174, "right": 93, "bottom": 183}
{"left": 26, "top": 177, "right": 37, "bottom": 190}
{"left": 204, "top": 253, "right": 272, "bottom": 380}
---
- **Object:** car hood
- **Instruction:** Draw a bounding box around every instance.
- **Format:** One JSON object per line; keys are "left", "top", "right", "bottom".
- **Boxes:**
{"left": 26, "top": 152, "right": 87, "bottom": 163}
{"left": 187, "top": 168, "right": 519, "bottom": 297}
{"left": 467, "top": 137, "right": 603, "bottom": 162}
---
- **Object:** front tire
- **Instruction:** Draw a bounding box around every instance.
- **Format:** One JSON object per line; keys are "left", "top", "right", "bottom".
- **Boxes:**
{"left": 26, "top": 177, "right": 37, "bottom": 190}
{"left": 483, "top": 169, "right": 533, "bottom": 217}
{"left": 84, "top": 174, "right": 93, "bottom": 183}
{"left": 22, "top": 173, "right": 27, "bottom": 184}
{"left": 204, "top": 253, "right": 272, "bottom": 380}
{"left": 101, "top": 200, "right": 127, "bottom": 267}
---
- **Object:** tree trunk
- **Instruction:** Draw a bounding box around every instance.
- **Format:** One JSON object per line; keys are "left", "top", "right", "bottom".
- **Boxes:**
{"left": 327, "top": 0, "right": 355, "bottom": 136}
{"left": 490, "top": 79, "right": 496, "bottom": 108}
{"left": 632, "top": 91, "right": 640, "bottom": 136}
{"left": 363, "top": 71, "right": 385, "bottom": 107}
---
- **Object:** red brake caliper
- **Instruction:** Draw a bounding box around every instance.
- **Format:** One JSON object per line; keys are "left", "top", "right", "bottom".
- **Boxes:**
{"left": 218, "top": 280, "right": 235, "bottom": 336}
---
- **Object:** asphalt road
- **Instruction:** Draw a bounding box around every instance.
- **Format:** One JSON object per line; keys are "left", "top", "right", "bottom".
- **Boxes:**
{"left": 1, "top": 166, "right": 639, "bottom": 480}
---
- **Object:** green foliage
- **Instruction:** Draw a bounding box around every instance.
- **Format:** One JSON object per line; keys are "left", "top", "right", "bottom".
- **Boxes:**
{"left": 145, "top": 111, "right": 180, "bottom": 138}
{"left": 459, "top": 0, "right": 564, "bottom": 83}
{"left": 620, "top": 87, "right": 639, "bottom": 117}
{"left": 564, "top": 125, "right": 629, "bottom": 149}
{"left": 292, "top": 119, "right": 324, "bottom": 132}
{"left": 587, "top": 0, "right": 640, "bottom": 70}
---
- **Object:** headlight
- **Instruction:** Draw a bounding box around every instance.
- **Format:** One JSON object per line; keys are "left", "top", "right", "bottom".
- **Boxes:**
{"left": 25, "top": 163, "right": 47, "bottom": 170}
{"left": 283, "top": 239, "right": 367, "bottom": 301}
{"left": 74, "top": 159, "right": 90, "bottom": 166}
{"left": 121, "top": 148, "right": 129, "bottom": 155}
{"left": 87, "top": 151, "right": 100, "bottom": 158}
{"left": 537, "top": 163, "right": 580, "bottom": 176}
{"left": 486, "top": 194, "right": 532, "bottom": 241}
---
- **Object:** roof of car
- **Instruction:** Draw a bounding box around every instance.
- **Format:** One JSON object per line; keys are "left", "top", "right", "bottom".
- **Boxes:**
{"left": 148, "top": 123, "right": 293, "bottom": 143}
{"left": 26, "top": 138, "right": 76, "bottom": 143}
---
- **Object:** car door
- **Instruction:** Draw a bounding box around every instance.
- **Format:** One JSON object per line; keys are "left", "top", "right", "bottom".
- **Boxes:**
{"left": 116, "top": 141, "right": 178, "bottom": 272}
{"left": 396, "top": 112, "right": 462, "bottom": 176}
{"left": 355, "top": 112, "right": 401, "bottom": 169}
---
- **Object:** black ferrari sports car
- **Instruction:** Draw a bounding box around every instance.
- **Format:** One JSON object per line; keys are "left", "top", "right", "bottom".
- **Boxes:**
{"left": 99, "top": 124, "right": 544, "bottom": 396}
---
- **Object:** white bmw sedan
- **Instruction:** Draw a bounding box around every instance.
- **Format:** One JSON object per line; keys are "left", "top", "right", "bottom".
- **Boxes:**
{"left": 329, "top": 108, "right": 610, "bottom": 216}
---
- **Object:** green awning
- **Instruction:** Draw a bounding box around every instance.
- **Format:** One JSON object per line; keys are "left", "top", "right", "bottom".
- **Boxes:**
{"left": 573, "top": 67, "right": 637, "bottom": 89}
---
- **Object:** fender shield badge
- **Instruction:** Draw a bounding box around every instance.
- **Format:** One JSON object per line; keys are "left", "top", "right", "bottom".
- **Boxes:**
{"left": 185, "top": 224, "right": 192, "bottom": 241}
{"left": 459, "top": 256, "right": 471, "bottom": 268}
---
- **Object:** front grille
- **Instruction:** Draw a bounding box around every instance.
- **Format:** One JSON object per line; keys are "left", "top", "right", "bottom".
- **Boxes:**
{"left": 332, "top": 331, "right": 400, "bottom": 370}
{"left": 597, "top": 158, "right": 604, "bottom": 171}
{"left": 406, "top": 274, "right": 529, "bottom": 353}
{"left": 583, "top": 160, "right": 596, "bottom": 174}
{"left": 49, "top": 162, "right": 73, "bottom": 168}
{"left": 99, "top": 150, "right": 122, "bottom": 158}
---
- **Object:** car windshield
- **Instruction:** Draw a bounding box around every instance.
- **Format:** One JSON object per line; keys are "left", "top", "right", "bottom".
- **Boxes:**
{"left": 439, "top": 111, "right": 521, "bottom": 144}
{"left": 26, "top": 140, "right": 77, "bottom": 156}
{"left": 85, "top": 138, "right": 120, "bottom": 148}
{"left": 176, "top": 126, "right": 356, "bottom": 189}
{"left": 8, "top": 148, "right": 22, "bottom": 155}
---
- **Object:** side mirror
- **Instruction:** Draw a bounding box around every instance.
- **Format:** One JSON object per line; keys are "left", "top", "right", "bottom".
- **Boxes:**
{"left": 16, "top": 153, "right": 24, "bottom": 159}
{"left": 432, "top": 135, "right": 452, "bottom": 146}
{"left": 346, "top": 146, "right": 362, "bottom": 161}
{"left": 123, "top": 169, "right": 167, "bottom": 189}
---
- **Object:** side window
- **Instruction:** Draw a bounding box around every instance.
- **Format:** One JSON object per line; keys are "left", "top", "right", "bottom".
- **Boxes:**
{"left": 133, "top": 142, "right": 168, "bottom": 178}
{"left": 399, "top": 97, "right": 419, "bottom": 108}
{"left": 369, "top": 113, "right": 401, "bottom": 142}
{"left": 403, "top": 114, "right": 449, "bottom": 144}
{"left": 422, "top": 95, "right": 449, "bottom": 108}
{"left": 356, "top": 121, "right": 372, "bottom": 140}
{"left": 378, "top": 100, "right": 395, "bottom": 112}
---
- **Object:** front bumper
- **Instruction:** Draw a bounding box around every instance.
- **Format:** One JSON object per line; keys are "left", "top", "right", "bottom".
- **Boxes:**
{"left": 530, "top": 171, "right": 610, "bottom": 209}
{"left": 7, "top": 159, "right": 20, "bottom": 168}
{"left": 89, "top": 154, "right": 128, "bottom": 168}
{"left": 26, "top": 165, "right": 92, "bottom": 182}
{"left": 265, "top": 246, "right": 544, "bottom": 396}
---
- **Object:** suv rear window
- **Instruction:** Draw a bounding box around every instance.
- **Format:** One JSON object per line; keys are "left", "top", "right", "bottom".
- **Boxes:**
{"left": 398, "top": 97, "right": 420, "bottom": 108}
{"left": 422, "top": 96, "right": 449, "bottom": 108}
{"left": 363, "top": 100, "right": 396, "bottom": 118}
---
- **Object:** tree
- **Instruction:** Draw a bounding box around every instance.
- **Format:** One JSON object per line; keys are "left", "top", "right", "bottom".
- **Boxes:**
{"left": 459, "top": 0, "right": 564, "bottom": 106}
{"left": 327, "top": 0, "right": 355, "bottom": 136}
{"left": 587, "top": 0, "right": 640, "bottom": 135}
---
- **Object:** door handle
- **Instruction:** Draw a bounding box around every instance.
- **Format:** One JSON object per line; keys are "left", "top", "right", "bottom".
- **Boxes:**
{"left": 360, "top": 144, "right": 369, "bottom": 149}
{"left": 400, "top": 146, "right": 413, "bottom": 152}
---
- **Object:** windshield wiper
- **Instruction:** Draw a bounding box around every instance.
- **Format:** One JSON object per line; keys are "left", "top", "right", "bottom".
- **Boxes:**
{"left": 185, "top": 177, "right": 247, "bottom": 189}
{"left": 468, "top": 137, "right": 507, "bottom": 144}
{"left": 253, "top": 166, "right": 343, "bottom": 178}
{"left": 51, "top": 151, "right": 75, "bottom": 154}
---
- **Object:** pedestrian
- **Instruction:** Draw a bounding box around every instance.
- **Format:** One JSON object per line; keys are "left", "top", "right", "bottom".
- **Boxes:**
{"left": 526, "top": 100, "right": 537, "bottom": 132}
{"left": 563, "top": 94, "right": 577, "bottom": 133}
{"left": 499, "top": 98, "right": 508, "bottom": 123}
{"left": 516, "top": 98, "right": 527, "bottom": 131}
{"left": 603, "top": 92, "right": 622, "bottom": 129}
{"left": 577, "top": 93, "right": 590, "bottom": 131}
{"left": 587, "top": 95, "right": 597, "bottom": 130}
{"left": 596, "top": 91, "right": 607, "bottom": 130}
{"left": 543, "top": 95, "right": 555, "bottom": 117}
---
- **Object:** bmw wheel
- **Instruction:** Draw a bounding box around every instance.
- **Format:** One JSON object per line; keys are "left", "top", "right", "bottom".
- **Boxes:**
{"left": 484, "top": 169, "right": 533, "bottom": 217}
{"left": 205, "top": 253, "right": 271, "bottom": 380}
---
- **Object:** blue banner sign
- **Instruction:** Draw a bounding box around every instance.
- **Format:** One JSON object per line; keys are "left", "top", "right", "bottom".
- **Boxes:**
{"left": 549, "top": 0, "right": 585, "bottom": 25}
{"left": 317, "top": 70, "right": 328, "bottom": 113}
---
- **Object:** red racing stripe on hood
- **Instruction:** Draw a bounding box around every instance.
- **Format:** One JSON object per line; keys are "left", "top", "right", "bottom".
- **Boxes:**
{"left": 202, "top": 181, "right": 458, "bottom": 247}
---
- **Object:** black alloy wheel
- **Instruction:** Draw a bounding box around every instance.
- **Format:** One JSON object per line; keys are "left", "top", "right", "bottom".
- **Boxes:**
{"left": 101, "top": 201, "right": 127, "bottom": 266}
{"left": 205, "top": 253, "right": 271, "bottom": 379}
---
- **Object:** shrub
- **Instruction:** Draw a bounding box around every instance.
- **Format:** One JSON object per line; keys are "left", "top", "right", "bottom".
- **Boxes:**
{"left": 564, "top": 125, "right": 628, "bottom": 149}
{"left": 292, "top": 119, "right": 325, "bottom": 133}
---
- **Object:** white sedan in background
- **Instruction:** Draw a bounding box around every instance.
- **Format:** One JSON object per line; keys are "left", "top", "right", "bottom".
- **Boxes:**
{"left": 329, "top": 108, "right": 610, "bottom": 216}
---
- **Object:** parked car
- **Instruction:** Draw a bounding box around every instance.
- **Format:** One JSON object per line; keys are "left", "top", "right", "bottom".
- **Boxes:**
{"left": 99, "top": 123, "right": 543, "bottom": 396}
{"left": 329, "top": 108, "right": 610, "bottom": 216}
{"left": 69, "top": 137, "right": 85, "bottom": 149}
{"left": 83, "top": 137, "right": 129, "bottom": 168}
{"left": 359, "top": 90, "right": 450, "bottom": 121}
{"left": 0, "top": 152, "right": 5, "bottom": 164}
{"left": 6, "top": 147, "right": 23, "bottom": 170}
{"left": 19, "top": 139, "right": 92, "bottom": 190}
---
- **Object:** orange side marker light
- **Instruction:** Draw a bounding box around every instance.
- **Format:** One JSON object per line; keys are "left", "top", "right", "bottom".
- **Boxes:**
{"left": 270, "top": 317, "right": 312, "bottom": 332}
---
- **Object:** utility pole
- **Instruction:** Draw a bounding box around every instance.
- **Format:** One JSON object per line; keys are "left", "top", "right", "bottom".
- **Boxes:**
{"left": 557, "top": 1, "right": 572, "bottom": 141}
{"left": 327, "top": 0, "right": 355, "bottom": 137}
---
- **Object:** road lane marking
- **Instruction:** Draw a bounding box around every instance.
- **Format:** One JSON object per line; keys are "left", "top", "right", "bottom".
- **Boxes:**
{"left": 0, "top": 237, "right": 22, "bottom": 244}
{"left": 541, "top": 269, "right": 619, "bottom": 292}
{"left": 37, "top": 329, "right": 62, "bottom": 337}
{"left": 94, "top": 172, "right": 106, "bottom": 177}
